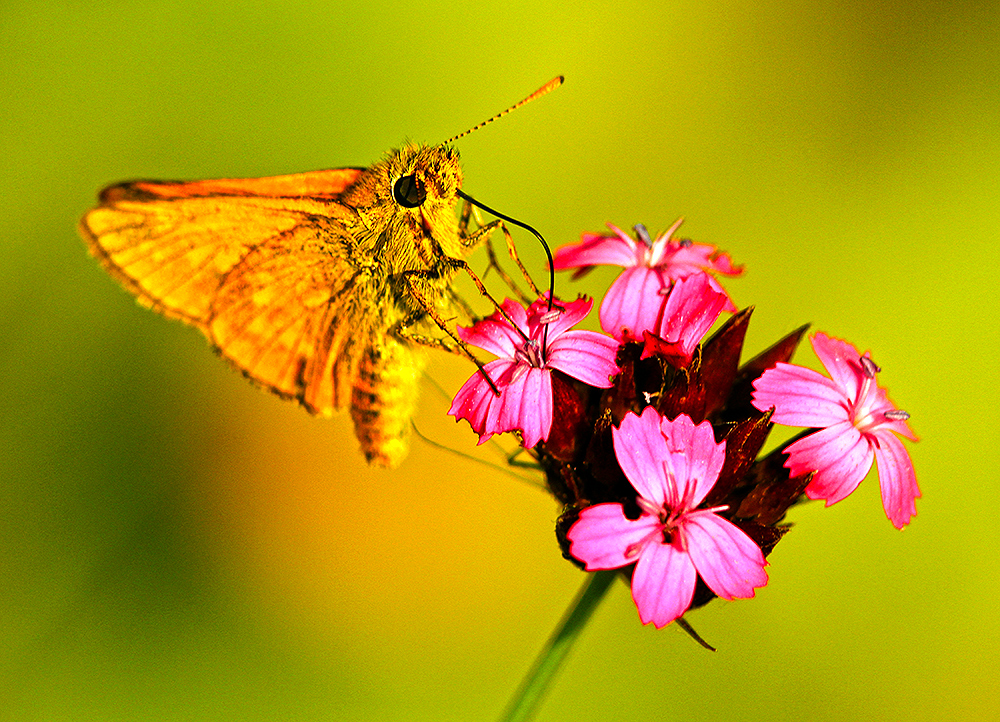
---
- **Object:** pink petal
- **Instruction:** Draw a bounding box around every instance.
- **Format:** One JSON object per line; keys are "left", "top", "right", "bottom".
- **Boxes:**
{"left": 534, "top": 295, "right": 593, "bottom": 338}
{"left": 599, "top": 266, "right": 671, "bottom": 341}
{"left": 654, "top": 273, "right": 729, "bottom": 361}
{"left": 872, "top": 430, "right": 920, "bottom": 529}
{"left": 448, "top": 359, "right": 515, "bottom": 444}
{"left": 552, "top": 228, "right": 640, "bottom": 269}
{"left": 648, "top": 223, "right": 741, "bottom": 279}
{"left": 630, "top": 539, "right": 697, "bottom": 628}
{"left": 787, "top": 422, "right": 875, "bottom": 505}
{"left": 547, "top": 330, "right": 621, "bottom": 388}
{"left": 751, "top": 363, "right": 851, "bottom": 427}
{"left": 497, "top": 366, "right": 553, "bottom": 448}
{"left": 457, "top": 299, "right": 529, "bottom": 358}
{"left": 699, "top": 249, "right": 743, "bottom": 277}
{"left": 658, "top": 414, "right": 727, "bottom": 510}
{"left": 682, "top": 511, "right": 768, "bottom": 600}
{"left": 611, "top": 406, "right": 676, "bottom": 507}
{"left": 810, "top": 333, "right": 866, "bottom": 403}
{"left": 612, "top": 407, "right": 671, "bottom": 507}
{"left": 567, "top": 504, "right": 663, "bottom": 569}
{"left": 656, "top": 250, "right": 740, "bottom": 282}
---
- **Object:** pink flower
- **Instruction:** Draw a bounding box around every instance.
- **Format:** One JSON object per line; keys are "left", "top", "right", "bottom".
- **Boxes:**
{"left": 449, "top": 296, "right": 621, "bottom": 448}
{"left": 637, "top": 272, "right": 732, "bottom": 365}
{"left": 751, "top": 333, "right": 919, "bottom": 529}
{"left": 552, "top": 220, "right": 742, "bottom": 342}
{"left": 566, "top": 407, "right": 768, "bottom": 628}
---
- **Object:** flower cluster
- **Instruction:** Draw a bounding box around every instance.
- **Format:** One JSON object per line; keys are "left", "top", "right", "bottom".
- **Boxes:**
{"left": 450, "top": 222, "right": 919, "bottom": 631}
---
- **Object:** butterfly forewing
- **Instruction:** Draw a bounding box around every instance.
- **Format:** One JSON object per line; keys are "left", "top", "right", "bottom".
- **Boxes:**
{"left": 80, "top": 150, "right": 474, "bottom": 467}
{"left": 80, "top": 167, "right": 392, "bottom": 412}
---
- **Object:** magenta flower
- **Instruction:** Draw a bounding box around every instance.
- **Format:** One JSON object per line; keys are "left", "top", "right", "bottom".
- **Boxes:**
{"left": 552, "top": 220, "right": 742, "bottom": 342}
{"left": 751, "top": 333, "right": 919, "bottom": 529}
{"left": 637, "top": 272, "right": 732, "bottom": 366}
{"left": 449, "top": 295, "right": 621, "bottom": 448}
{"left": 566, "top": 407, "right": 769, "bottom": 629}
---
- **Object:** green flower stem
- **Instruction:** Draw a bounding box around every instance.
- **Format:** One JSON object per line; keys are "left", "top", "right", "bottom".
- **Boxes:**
{"left": 498, "top": 569, "right": 618, "bottom": 722}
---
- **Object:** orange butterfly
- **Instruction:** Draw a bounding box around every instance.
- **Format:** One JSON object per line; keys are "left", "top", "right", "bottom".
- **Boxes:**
{"left": 79, "top": 78, "right": 561, "bottom": 468}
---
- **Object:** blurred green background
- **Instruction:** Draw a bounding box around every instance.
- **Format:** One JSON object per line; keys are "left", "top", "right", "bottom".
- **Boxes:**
{"left": 2, "top": 1, "right": 997, "bottom": 720}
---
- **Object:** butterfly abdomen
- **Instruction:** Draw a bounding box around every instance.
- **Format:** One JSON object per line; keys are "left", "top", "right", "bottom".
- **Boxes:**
{"left": 350, "top": 338, "right": 425, "bottom": 468}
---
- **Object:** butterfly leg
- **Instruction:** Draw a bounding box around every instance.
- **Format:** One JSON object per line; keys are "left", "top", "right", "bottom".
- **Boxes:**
{"left": 483, "top": 230, "right": 533, "bottom": 304}
{"left": 497, "top": 222, "right": 541, "bottom": 298}
{"left": 457, "top": 206, "right": 524, "bottom": 298}
{"left": 458, "top": 198, "right": 476, "bottom": 236}
{"left": 393, "top": 276, "right": 501, "bottom": 397}
{"left": 391, "top": 309, "right": 462, "bottom": 353}
{"left": 433, "top": 256, "right": 529, "bottom": 338}
{"left": 458, "top": 201, "right": 541, "bottom": 303}
{"left": 460, "top": 214, "right": 530, "bottom": 301}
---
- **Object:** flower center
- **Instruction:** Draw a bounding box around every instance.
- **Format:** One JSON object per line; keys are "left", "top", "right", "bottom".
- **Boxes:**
{"left": 626, "top": 496, "right": 684, "bottom": 556}
{"left": 514, "top": 338, "right": 544, "bottom": 368}
{"left": 512, "top": 306, "right": 565, "bottom": 371}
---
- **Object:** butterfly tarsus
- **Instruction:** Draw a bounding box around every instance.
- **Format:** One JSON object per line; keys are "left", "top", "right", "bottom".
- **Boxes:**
{"left": 483, "top": 232, "right": 532, "bottom": 305}
{"left": 395, "top": 273, "right": 502, "bottom": 397}
{"left": 500, "top": 222, "right": 541, "bottom": 298}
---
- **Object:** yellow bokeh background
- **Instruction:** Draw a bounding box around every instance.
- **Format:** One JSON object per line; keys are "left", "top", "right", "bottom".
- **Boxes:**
{"left": 2, "top": 1, "right": 997, "bottom": 720}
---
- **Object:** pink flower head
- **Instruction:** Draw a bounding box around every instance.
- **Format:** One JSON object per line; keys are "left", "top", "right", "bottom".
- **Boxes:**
{"left": 449, "top": 295, "right": 621, "bottom": 448}
{"left": 552, "top": 220, "right": 742, "bottom": 343}
{"left": 751, "top": 333, "right": 919, "bottom": 529}
{"left": 637, "top": 272, "right": 732, "bottom": 366}
{"left": 567, "top": 407, "right": 768, "bottom": 628}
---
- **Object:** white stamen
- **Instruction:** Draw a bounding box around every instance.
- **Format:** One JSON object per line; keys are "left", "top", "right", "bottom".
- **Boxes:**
{"left": 538, "top": 308, "right": 562, "bottom": 325}
{"left": 664, "top": 217, "right": 685, "bottom": 240}
{"left": 701, "top": 504, "right": 729, "bottom": 515}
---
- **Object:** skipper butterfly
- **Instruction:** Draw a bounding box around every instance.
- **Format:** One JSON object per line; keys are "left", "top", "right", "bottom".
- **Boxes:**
{"left": 80, "top": 77, "right": 562, "bottom": 467}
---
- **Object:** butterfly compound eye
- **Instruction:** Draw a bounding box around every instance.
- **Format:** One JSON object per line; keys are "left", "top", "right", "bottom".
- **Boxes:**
{"left": 392, "top": 174, "right": 427, "bottom": 208}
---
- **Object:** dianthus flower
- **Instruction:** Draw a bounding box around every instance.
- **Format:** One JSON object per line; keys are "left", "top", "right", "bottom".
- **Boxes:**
{"left": 566, "top": 407, "right": 769, "bottom": 628}
{"left": 637, "top": 271, "right": 732, "bottom": 366}
{"left": 449, "top": 295, "right": 620, "bottom": 448}
{"left": 552, "top": 220, "right": 742, "bottom": 342}
{"left": 751, "top": 333, "right": 919, "bottom": 528}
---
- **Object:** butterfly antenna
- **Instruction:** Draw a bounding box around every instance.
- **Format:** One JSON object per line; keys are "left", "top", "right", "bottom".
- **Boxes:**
{"left": 443, "top": 76, "right": 564, "bottom": 145}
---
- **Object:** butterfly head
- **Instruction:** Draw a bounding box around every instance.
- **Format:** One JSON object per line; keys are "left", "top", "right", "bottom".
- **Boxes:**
{"left": 382, "top": 144, "right": 463, "bottom": 212}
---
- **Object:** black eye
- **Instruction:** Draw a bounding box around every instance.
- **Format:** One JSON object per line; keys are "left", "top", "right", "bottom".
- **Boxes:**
{"left": 392, "top": 174, "right": 426, "bottom": 208}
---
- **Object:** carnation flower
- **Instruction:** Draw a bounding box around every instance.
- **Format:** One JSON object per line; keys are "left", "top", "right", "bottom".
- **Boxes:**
{"left": 637, "top": 272, "right": 732, "bottom": 366}
{"left": 567, "top": 407, "right": 769, "bottom": 628}
{"left": 553, "top": 220, "right": 741, "bottom": 342}
{"left": 449, "top": 295, "right": 620, "bottom": 448}
{"left": 751, "top": 332, "right": 919, "bottom": 528}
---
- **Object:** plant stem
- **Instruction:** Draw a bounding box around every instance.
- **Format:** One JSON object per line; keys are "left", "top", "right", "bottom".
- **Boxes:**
{"left": 498, "top": 569, "right": 617, "bottom": 722}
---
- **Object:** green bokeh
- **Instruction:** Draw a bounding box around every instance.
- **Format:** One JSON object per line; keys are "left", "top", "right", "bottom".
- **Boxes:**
{"left": 2, "top": 1, "right": 997, "bottom": 720}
